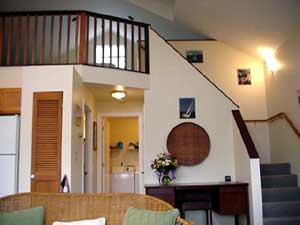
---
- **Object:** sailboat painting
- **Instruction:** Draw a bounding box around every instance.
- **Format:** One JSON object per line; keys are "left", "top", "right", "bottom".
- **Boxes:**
{"left": 179, "top": 98, "right": 196, "bottom": 119}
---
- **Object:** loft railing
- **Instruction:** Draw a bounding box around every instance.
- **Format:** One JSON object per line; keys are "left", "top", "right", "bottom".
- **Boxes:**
{"left": 244, "top": 112, "right": 300, "bottom": 139}
{"left": 0, "top": 10, "right": 150, "bottom": 73}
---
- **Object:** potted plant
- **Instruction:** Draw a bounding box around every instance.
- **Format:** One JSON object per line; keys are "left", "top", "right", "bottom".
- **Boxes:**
{"left": 151, "top": 152, "right": 179, "bottom": 186}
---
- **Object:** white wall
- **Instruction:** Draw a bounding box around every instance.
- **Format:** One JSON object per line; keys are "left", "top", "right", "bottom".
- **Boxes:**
{"left": 264, "top": 29, "right": 300, "bottom": 180}
{"left": 0, "top": 67, "right": 23, "bottom": 88}
{"left": 169, "top": 40, "right": 270, "bottom": 163}
{"left": 71, "top": 69, "right": 96, "bottom": 192}
{"left": 17, "top": 66, "right": 73, "bottom": 192}
{"left": 144, "top": 29, "right": 238, "bottom": 185}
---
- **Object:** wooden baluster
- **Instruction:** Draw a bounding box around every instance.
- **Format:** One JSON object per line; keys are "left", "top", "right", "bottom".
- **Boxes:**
{"left": 49, "top": 15, "right": 54, "bottom": 64}
{"left": 109, "top": 18, "right": 112, "bottom": 66}
{"left": 144, "top": 25, "right": 149, "bottom": 74}
{"left": 117, "top": 20, "right": 119, "bottom": 68}
{"left": 31, "top": 15, "right": 38, "bottom": 65}
{"left": 58, "top": 14, "right": 62, "bottom": 64}
{"left": 66, "top": 14, "right": 71, "bottom": 64}
{"left": 79, "top": 12, "right": 87, "bottom": 64}
{"left": 101, "top": 16, "right": 105, "bottom": 64}
{"left": 124, "top": 22, "right": 127, "bottom": 69}
{"left": 6, "top": 16, "right": 13, "bottom": 65}
{"left": 0, "top": 17, "right": 4, "bottom": 64}
{"left": 15, "top": 16, "right": 22, "bottom": 65}
{"left": 23, "top": 15, "right": 29, "bottom": 65}
{"left": 74, "top": 14, "right": 79, "bottom": 63}
{"left": 138, "top": 25, "right": 141, "bottom": 72}
{"left": 86, "top": 15, "right": 89, "bottom": 64}
{"left": 40, "top": 15, "right": 46, "bottom": 64}
{"left": 93, "top": 16, "right": 97, "bottom": 65}
{"left": 131, "top": 23, "right": 134, "bottom": 71}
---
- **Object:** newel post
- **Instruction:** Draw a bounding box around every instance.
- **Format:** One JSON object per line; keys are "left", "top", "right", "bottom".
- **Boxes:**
{"left": 79, "top": 12, "right": 88, "bottom": 64}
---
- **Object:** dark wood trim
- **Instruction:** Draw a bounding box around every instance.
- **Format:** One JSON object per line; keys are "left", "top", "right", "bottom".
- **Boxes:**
{"left": 23, "top": 15, "right": 29, "bottom": 64}
{"left": 245, "top": 112, "right": 300, "bottom": 139}
{"left": 101, "top": 16, "right": 105, "bottom": 64}
{"left": 79, "top": 12, "right": 87, "bottom": 64}
{"left": 49, "top": 15, "right": 54, "bottom": 64}
{"left": 150, "top": 27, "right": 238, "bottom": 108}
{"left": 66, "top": 14, "right": 71, "bottom": 64}
{"left": 40, "top": 15, "right": 46, "bottom": 64}
{"left": 167, "top": 38, "right": 216, "bottom": 42}
{"left": 15, "top": 16, "right": 22, "bottom": 65}
{"left": 232, "top": 110, "right": 259, "bottom": 159}
{"left": 58, "top": 14, "right": 63, "bottom": 64}
{"left": 93, "top": 16, "right": 97, "bottom": 65}
{"left": 6, "top": 16, "right": 13, "bottom": 65}
{"left": 0, "top": 10, "right": 150, "bottom": 27}
{"left": 0, "top": 16, "right": 4, "bottom": 64}
{"left": 74, "top": 13, "right": 79, "bottom": 63}
{"left": 31, "top": 15, "right": 38, "bottom": 64}
{"left": 144, "top": 26, "right": 150, "bottom": 74}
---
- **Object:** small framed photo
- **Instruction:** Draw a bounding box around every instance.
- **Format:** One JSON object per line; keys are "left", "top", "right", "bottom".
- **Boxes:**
{"left": 74, "top": 104, "right": 82, "bottom": 127}
{"left": 179, "top": 98, "right": 196, "bottom": 119}
{"left": 186, "top": 50, "right": 203, "bottom": 63}
{"left": 93, "top": 121, "right": 97, "bottom": 151}
{"left": 237, "top": 69, "right": 251, "bottom": 85}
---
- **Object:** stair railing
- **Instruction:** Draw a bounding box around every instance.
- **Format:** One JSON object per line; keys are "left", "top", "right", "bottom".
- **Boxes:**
{"left": 244, "top": 112, "right": 300, "bottom": 139}
{"left": 0, "top": 10, "right": 150, "bottom": 74}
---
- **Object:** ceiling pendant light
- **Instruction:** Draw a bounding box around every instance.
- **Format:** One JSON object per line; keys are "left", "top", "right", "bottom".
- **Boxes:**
{"left": 112, "top": 90, "right": 126, "bottom": 100}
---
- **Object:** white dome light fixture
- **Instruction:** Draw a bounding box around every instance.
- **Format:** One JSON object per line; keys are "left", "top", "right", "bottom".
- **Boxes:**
{"left": 112, "top": 90, "right": 126, "bottom": 100}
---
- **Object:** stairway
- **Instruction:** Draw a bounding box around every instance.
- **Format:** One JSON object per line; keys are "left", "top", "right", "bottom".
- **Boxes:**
{"left": 261, "top": 163, "right": 300, "bottom": 225}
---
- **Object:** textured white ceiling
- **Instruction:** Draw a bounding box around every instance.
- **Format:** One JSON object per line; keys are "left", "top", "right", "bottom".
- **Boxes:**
{"left": 174, "top": 0, "right": 300, "bottom": 58}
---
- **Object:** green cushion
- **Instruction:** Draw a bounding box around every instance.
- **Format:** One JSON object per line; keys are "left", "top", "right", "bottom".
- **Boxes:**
{"left": 0, "top": 206, "right": 44, "bottom": 225}
{"left": 121, "top": 207, "right": 179, "bottom": 225}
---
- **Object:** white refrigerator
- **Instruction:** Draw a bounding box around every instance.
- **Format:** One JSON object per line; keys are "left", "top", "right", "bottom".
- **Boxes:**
{"left": 0, "top": 115, "right": 20, "bottom": 197}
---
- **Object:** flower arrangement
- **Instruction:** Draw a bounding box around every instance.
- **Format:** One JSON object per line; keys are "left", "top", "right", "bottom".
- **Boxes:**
{"left": 151, "top": 152, "right": 179, "bottom": 185}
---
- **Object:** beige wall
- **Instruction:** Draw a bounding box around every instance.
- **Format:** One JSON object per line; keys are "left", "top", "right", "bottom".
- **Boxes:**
{"left": 169, "top": 40, "right": 270, "bottom": 163}
{"left": 109, "top": 117, "right": 139, "bottom": 170}
{"left": 264, "top": 30, "right": 300, "bottom": 182}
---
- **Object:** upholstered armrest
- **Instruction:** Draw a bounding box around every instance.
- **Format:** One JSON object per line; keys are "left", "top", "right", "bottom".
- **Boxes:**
{"left": 176, "top": 216, "right": 194, "bottom": 225}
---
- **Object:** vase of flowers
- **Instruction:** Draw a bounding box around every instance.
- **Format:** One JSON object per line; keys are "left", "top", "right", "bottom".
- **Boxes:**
{"left": 151, "top": 152, "right": 179, "bottom": 186}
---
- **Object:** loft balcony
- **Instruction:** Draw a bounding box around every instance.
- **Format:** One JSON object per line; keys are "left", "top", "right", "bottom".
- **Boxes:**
{"left": 0, "top": 10, "right": 150, "bottom": 74}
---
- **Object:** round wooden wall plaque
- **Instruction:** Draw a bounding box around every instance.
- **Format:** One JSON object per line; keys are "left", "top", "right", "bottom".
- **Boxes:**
{"left": 167, "top": 122, "right": 210, "bottom": 166}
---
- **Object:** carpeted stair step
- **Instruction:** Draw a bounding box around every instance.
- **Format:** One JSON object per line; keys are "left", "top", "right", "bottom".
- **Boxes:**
{"left": 261, "top": 174, "right": 297, "bottom": 188}
{"left": 260, "top": 163, "right": 291, "bottom": 176}
{"left": 263, "top": 201, "right": 300, "bottom": 217}
{"left": 262, "top": 187, "right": 300, "bottom": 202}
{"left": 264, "top": 216, "right": 300, "bottom": 225}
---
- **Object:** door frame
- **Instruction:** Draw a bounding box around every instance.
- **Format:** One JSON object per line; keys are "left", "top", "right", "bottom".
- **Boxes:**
{"left": 97, "top": 112, "right": 144, "bottom": 193}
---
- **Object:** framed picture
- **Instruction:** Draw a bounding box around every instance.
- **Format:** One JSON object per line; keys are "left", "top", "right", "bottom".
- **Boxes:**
{"left": 74, "top": 104, "right": 82, "bottom": 127}
{"left": 186, "top": 50, "right": 203, "bottom": 63}
{"left": 179, "top": 98, "right": 196, "bottom": 119}
{"left": 93, "top": 121, "right": 97, "bottom": 151}
{"left": 237, "top": 69, "right": 251, "bottom": 85}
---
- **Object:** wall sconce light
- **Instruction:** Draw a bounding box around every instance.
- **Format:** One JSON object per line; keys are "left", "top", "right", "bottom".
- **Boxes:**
{"left": 258, "top": 47, "right": 281, "bottom": 74}
{"left": 112, "top": 90, "right": 126, "bottom": 100}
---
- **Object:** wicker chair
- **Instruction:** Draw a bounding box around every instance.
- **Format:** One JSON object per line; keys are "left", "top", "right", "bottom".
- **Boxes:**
{"left": 0, "top": 192, "right": 193, "bottom": 225}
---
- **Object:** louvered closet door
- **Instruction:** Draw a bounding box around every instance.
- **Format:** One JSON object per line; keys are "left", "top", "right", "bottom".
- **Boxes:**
{"left": 31, "top": 92, "right": 63, "bottom": 192}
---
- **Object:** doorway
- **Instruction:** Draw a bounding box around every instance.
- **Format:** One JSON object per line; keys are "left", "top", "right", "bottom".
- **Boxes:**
{"left": 83, "top": 104, "right": 94, "bottom": 193}
{"left": 99, "top": 114, "right": 143, "bottom": 193}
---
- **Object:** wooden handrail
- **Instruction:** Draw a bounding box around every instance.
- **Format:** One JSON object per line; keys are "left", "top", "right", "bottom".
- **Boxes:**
{"left": 232, "top": 110, "right": 259, "bottom": 159}
{"left": 245, "top": 112, "right": 300, "bottom": 139}
{"left": 0, "top": 10, "right": 150, "bottom": 74}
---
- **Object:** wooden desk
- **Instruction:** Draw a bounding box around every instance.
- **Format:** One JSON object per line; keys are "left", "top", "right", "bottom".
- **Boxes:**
{"left": 145, "top": 182, "right": 249, "bottom": 225}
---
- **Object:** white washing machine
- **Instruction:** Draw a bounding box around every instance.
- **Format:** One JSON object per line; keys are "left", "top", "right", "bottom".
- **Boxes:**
{"left": 111, "top": 172, "right": 135, "bottom": 193}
